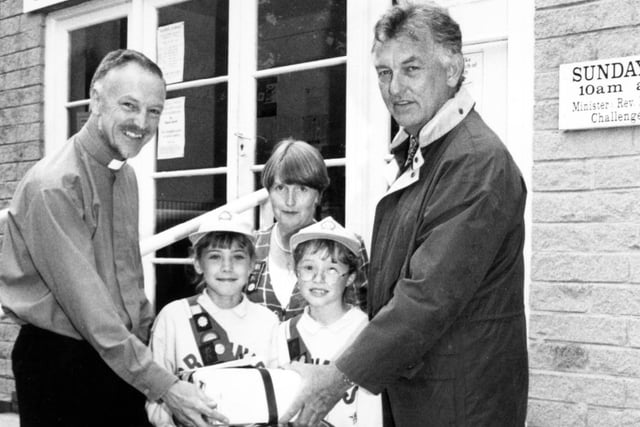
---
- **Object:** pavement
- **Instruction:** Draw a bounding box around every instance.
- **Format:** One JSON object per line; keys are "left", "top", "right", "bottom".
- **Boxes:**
{"left": 0, "top": 413, "right": 19, "bottom": 427}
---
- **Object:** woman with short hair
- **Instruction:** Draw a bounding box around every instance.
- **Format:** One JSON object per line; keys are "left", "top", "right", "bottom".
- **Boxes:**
{"left": 246, "top": 139, "right": 367, "bottom": 320}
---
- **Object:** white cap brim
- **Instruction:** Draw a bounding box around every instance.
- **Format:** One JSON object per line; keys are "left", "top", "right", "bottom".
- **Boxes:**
{"left": 188, "top": 211, "right": 256, "bottom": 245}
{"left": 289, "top": 217, "right": 360, "bottom": 256}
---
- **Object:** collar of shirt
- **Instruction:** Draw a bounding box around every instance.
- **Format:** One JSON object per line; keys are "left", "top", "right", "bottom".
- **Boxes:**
{"left": 298, "top": 305, "right": 357, "bottom": 336}
{"left": 382, "top": 88, "right": 475, "bottom": 196}
{"left": 75, "top": 121, "right": 127, "bottom": 171}
{"left": 197, "top": 290, "right": 249, "bottom": 318}
{"left": 390, "top": 87, "right": 476, "bottom": 160}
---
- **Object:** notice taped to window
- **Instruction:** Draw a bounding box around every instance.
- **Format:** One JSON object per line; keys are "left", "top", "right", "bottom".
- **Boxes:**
{"left": 157, "top": 97, "right": 185, "bottom": 160}
{"left": 559, "top": 54, "right": 640, "bottom": 130}
{"left": 157, "top": 22, "right": 185, "bottom": 84}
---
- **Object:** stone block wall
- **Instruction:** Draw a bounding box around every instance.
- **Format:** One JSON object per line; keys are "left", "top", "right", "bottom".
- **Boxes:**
{"left": 0, "top": 319, "right": 19, "bottom": 412}
{"left": 0, "top": 0, "right": 45, "bottom": 409}
{"left": 529, "top": 0, "right": 640, "bottom": 425}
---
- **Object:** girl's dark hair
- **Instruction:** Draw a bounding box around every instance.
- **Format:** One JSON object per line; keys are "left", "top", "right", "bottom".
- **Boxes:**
{"left": 293, "top": 239, "right": 359, "bottom": 275}
{"left": 191, "top": 232, "right": 256, "bottom": 292}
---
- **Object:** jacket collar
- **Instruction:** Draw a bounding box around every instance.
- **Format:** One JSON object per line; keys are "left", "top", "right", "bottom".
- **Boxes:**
{"left": 390, "top": 87, "right": 475, "bottom": 154}
{"left": 382, "top": 88, "right": 475, "bottom": 197}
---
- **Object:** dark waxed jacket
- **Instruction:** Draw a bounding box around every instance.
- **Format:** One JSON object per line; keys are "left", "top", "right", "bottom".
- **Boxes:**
{"left": 336, "top": 108, "right": 529, "bottom": 426}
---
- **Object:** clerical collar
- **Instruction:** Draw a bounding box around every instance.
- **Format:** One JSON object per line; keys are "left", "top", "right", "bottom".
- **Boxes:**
{"left": 75, "top": 121, "right": 126, "bottom": 169}
{"left": 108, "top": 159, "right": 126, "bottom": 170}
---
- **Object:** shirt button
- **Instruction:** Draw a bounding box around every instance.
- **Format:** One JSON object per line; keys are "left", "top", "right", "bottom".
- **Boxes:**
{"left": 411, "top": 172, "right": 416, "bottom": 178}
{"left": 414, "top": 156, "right": 418, "bottom": 163}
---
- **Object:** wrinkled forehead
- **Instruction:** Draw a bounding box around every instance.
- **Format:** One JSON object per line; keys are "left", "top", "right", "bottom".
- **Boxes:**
{"left": 97, "top": 62, "right": 165, "bottom": 92}
{"left": 374, "top": 24, "right": 435, "bottom": 49}
{"left": 96, "top": 63, "right": 166, "bottom": 103}
{"left": 373, "top": 34, "right": 436, "bottom": 66}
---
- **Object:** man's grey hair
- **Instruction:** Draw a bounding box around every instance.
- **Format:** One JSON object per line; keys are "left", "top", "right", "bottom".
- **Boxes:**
{"left": 90, "top": 49, "right": 165, "bottom": 92}
{"left": 373, "top": 2, "right": 465, "bottom": 90}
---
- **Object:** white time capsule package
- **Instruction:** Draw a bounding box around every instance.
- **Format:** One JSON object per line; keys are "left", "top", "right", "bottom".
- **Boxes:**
{"left": 190, "top": 367, "right": 301, "bottom": 425}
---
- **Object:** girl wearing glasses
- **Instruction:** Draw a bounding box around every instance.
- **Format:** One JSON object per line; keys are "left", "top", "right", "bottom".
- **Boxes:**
{"left": 275, "top": 217, "right": 382, "bottom": 427}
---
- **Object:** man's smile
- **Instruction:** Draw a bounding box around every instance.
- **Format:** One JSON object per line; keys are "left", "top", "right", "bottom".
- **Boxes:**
{"left": 122, "top": 128, "right": 145, "bottom": 140}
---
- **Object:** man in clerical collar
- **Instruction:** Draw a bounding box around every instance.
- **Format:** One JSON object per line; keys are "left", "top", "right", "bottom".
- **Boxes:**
{"left": 0, "top": 49, "right": 226, "bottom": 427}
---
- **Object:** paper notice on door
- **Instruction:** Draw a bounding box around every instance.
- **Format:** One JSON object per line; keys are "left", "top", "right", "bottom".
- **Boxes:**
{"left": 157, "top": 22, "right": 184, "bottom": 84}
{"left": 157, "top": 97, "right": 186, "bottom": 160}
{"left": 463, "top": 51, "right": 484, "bottom": 113}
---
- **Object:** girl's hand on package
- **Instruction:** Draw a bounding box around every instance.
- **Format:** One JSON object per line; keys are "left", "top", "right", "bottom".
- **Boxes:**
{"left": 162, "top": 380, "right": 229, "bottom": 427}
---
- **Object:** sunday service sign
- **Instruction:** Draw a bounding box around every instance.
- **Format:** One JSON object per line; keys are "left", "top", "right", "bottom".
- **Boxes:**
{"left": 559, "top": 54, "right": 640, "bottom": 130}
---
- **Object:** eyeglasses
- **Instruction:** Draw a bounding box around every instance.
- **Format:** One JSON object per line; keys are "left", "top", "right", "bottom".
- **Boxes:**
{"left": 296, "top": 264, "right": 349, "bottom": 284}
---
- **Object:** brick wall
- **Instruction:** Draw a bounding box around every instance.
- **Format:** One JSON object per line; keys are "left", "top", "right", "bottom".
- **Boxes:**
{"left": 0, "top": 319, "right": 19, "bottom": 412}
{"left": 0, "top": 0, "right": 45, "bottom": 409}
{"left": 529, "top": 0, "right": 640, "bottom": 425}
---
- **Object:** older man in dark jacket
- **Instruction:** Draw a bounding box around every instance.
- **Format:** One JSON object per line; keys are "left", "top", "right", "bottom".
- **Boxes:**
{"left": 281, "top": 3, "right": 528, "bottom": 426}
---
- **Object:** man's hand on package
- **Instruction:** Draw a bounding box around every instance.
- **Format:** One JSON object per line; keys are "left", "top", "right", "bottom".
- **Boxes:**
{"left": 278, "top": 363, "right": 351, "bottom": 427}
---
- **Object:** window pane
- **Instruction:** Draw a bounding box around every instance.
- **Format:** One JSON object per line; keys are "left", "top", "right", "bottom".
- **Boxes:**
{"left": 155, "top": 174, "right": 227, "bottom": 311}
{"left": 255, "top": 65, "right": 346, "bottom": 165}
{"left": 157, "top": 85, "right": 228, "bottom": 172}
{"left": 155, "top": 175, "right": 227, "bottom": 234}
{"left": 154, "top": 1, "right": 230, "bottom": 310}
{"left": 155, "top": 263, "right": 198, "bottom": 312}
{"left": 258, "top": 0, "right": 346, "bottom": 70}
{"left": 158, "top": 0, "right": 229, "bottom": 81}
{"left": 68, "top": 19, "right": 127, "bottom": 102}
{"left": 67, "top": 105, "right": 90, "bottom": 136}
{"left": 322, "top": 167, "right": 345, "bottom": 224}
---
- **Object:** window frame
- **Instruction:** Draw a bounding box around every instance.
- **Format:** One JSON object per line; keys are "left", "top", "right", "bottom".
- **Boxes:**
{"left": 44, "top": 0, "right": 392, "bottom": 306}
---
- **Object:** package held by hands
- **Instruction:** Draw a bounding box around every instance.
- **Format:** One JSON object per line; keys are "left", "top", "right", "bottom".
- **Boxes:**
{"left": 190, "top": 366, "right": 301, "bottom": 425}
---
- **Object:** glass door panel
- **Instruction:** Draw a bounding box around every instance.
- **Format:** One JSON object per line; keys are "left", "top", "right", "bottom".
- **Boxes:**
{"left": 67, "top": 105, "right": 92, "bottom": 137}
{"left": 255, "top": 66, "right": 346, "bottom": 162}
{"left": 156, "top": 175, "right": 226, "bottom": 231}
{"left": 323, "top": 168, "right": 345, "bottom": 224}
{"left": 69, "top": 19, "right": 128, "bottom": 102}
{"left": 67, "top": 18, "right": 127, "bottom": 136}
{"left": 156, "top": 85, "right": 228, "bottom": 172}
{"left": 258, "top": 0, "right": 346, "bottom": 69}
{"left": 254, "top": 65, "right": 346, "bottom": 226}
{"left": 158, "top": 0, "right": 228, "bottom": 80}
{"left": 154, "top": 0, "right": 229, "bottom": 311}
{"left": 254, "top": 0, "right": 347, "bottom": 228}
